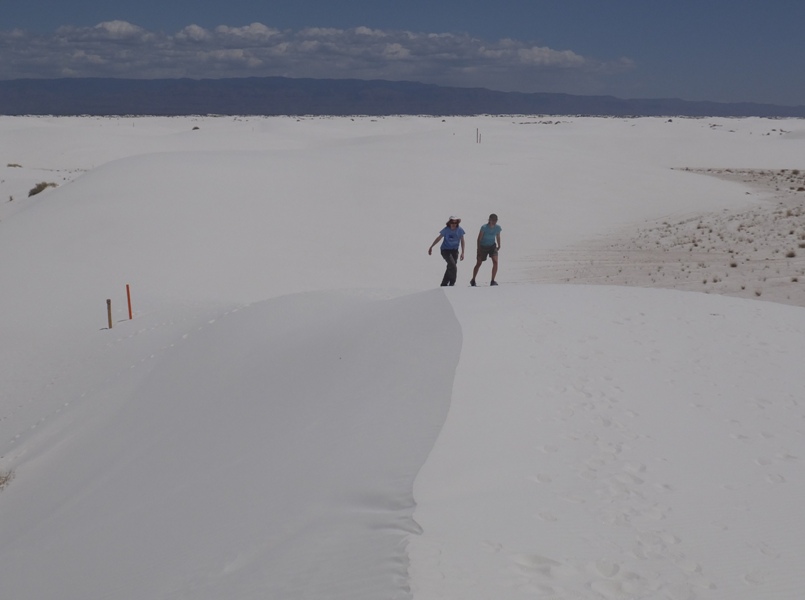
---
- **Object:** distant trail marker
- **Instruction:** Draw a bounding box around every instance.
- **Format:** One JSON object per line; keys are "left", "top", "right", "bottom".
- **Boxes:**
{"left": 107, "top": 299, "right": 113, "bottom": 329}
{"left": 126, "top": 284, "right": 133, "bottom": 320}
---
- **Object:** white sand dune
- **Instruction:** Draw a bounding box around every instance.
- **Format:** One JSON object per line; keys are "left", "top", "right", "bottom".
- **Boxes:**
{"left": 1, "top": 115, "right": 804, "bottom": 599}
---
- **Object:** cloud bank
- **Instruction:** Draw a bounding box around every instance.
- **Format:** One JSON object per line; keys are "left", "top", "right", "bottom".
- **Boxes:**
{"left": 0, "top": 21, "right": 633, "bottom": 93}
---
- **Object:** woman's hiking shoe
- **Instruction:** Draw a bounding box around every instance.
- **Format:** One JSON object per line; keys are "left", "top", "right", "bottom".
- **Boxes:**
{"left": 490, "top": 281, "right": 498, "bottom": 286}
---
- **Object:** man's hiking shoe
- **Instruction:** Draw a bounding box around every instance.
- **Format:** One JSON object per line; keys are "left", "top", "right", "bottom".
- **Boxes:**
{"left": 490, "top": 281, "right": 498, "bottom": 286}
{"left": 470, "top": 279, "right": 477, "bottom": 287}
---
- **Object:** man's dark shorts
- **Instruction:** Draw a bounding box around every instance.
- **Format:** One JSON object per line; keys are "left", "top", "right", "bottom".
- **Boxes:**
{"left": 477, "top": 244, "right": 498, "bottom": 261}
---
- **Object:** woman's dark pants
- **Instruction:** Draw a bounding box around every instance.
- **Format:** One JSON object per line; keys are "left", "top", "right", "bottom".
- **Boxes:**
{"left": 440, "top": 249, "right": 458, "bottom": 286}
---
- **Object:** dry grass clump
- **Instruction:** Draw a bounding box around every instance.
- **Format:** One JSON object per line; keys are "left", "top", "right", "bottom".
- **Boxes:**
{"left": 28, "top": 182, "right": 58, "bottom": 197}
{"left": 0, "top": 469, "right": 13, "bottom": 491}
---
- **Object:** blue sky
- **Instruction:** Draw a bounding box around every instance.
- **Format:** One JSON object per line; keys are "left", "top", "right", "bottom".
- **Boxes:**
{"left": 2, "top": 0, "right": 804, "bottom": 105}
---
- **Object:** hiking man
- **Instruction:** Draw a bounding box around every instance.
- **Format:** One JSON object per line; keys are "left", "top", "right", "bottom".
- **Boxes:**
{"left": 470, "top": 213, "right": 501, "bottom": 286}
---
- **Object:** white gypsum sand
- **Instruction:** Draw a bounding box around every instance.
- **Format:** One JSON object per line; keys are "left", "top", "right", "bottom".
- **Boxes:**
{"left": 0, "top": 115, "right": 804, "bottom": 600}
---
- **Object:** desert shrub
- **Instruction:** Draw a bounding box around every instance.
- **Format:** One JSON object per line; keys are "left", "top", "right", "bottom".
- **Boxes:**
{"left": 786, "top": 250, "right": 797, "bottom": 258}
{"left": 28, "top": 182, "right": 57, "bottom": 197}
{"left": 7, "top": 163, "right": 22, "bottom": 168}
{"left": 0, "top": 469, "right": 13, "bottom": 491}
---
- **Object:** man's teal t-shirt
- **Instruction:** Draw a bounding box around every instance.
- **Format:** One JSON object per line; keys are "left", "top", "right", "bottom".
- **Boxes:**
{"left": 479, "top": 223, "right": 501, "bottom": 246}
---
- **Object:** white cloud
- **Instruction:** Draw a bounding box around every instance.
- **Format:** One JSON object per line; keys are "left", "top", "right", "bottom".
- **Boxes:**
{"left": 383, "top": 43, "right": 411, "bottom": 60}
{"left": 94, "top": 20, "right": 147, "bottom": 38}
{"left": 215, "top": 23, "right": 280, "bottom": 41}
{"left": 300, "top": 27, "right": 341, "bottom": 37}
{"left": 71, "top": 49, "right": 106, "bottom": 65}
{"left": 517, "top": 46, "right": 586, "bottom": 68}
{"left": 176, "top": 25, "right": 212, "bottom": 43}
{"left": 0, "top": 21, "right": 633, "bottom": 94}
{"left": 354, "top": 26, "right": 387, "bottom": 37}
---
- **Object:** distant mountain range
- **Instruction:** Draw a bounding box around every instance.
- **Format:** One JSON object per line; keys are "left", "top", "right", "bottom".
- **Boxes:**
{"left": 1, "top": 77, "right": 803, "bottom": 118}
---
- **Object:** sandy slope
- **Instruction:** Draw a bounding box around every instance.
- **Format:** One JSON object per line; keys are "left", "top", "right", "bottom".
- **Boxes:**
{"left": 1, "top": 289, "right": 460, "bottom": 600}
{"left": 411, "top": 285, "right": 805, "bottom": 600}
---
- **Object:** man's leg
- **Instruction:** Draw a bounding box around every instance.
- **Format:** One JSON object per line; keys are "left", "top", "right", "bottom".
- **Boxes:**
{"left": 471, "top": 258, "right": 483, "bottom": 283}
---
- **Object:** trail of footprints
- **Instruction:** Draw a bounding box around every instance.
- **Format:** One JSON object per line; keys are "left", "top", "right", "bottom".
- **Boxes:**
{"left": 505, "top": 374, "right": 802, "bottom": 599}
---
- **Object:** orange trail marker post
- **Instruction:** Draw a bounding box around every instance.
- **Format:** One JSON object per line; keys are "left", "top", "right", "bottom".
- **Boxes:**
{"left": 126, "top": 284, "right": 133, "bottom": 320}
{"left": 107, "top": 299, "right": 113, "bottom": 329}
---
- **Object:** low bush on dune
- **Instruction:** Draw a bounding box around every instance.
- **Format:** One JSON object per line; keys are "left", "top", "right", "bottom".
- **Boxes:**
{"left": 28, "top": 182, "right": 57, "bottom": 197}
{"left": 0, "top": 469, "right": 13, "bottom": 491}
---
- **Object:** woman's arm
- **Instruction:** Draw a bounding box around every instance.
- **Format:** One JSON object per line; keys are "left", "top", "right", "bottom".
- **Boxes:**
{"left": 428, "top": 235, "right": 443, "bottom": 254}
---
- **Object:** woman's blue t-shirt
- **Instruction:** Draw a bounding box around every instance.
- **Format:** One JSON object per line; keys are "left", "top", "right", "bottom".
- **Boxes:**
{"left": 440, "top": 226, "right": 465, "bottom": 250}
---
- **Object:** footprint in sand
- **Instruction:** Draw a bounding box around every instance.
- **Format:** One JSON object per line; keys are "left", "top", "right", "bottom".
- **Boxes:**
{"left": 614, "top": 472, "right": 644, "bottom": 485}
{"left": 743, "top": 568, "right": 768, "bottom": 585}
{"left": 591, "top": 559, "right": 620, "bottom": 578}
{"left": 623, "top": 461, "right": 647, "bottom": 474}
{"left": 512, "top": 554, "right": 562, "bottom": 576}
{"left": 675, "top": 558, "right": 703, "bottom": 574}
{"left": 481, "top": 540, "right": 503, "bottom": 553}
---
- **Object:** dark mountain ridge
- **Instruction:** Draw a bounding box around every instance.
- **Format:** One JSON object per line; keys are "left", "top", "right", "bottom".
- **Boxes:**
{"left": 1, "top": 76, "right": 803, "bottom": 118}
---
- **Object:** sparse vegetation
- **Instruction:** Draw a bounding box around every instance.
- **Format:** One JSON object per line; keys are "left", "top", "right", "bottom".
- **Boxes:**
{"left": 7, "top": 163, "right": 22, "bottom": 168}
{"left": 0, "top": 469, "right": 13, "bottom": 491}
{"left": 28, "top": 182, "right": 58, "bottom": 197}
{"left": 554, "top": 167, "right": 805, "bottom": 306}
